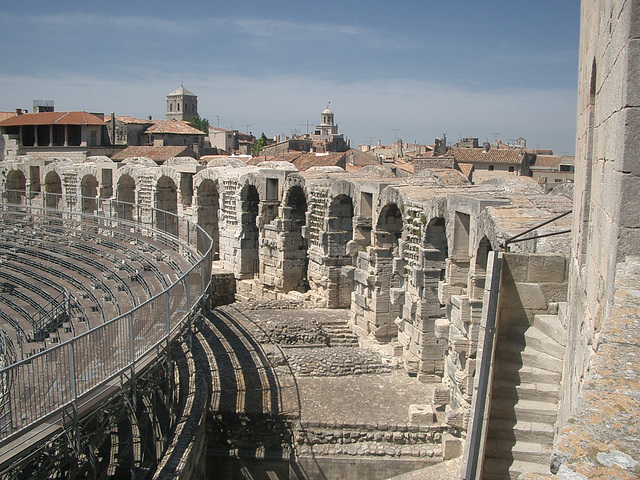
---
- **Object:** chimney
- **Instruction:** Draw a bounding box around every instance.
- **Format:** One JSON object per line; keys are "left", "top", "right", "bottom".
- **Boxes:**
{"left": 15, "top": 108, "right": 22, "bottom": 116}
{"left": 483, "top": 142, "right": 490, "bottom": 152}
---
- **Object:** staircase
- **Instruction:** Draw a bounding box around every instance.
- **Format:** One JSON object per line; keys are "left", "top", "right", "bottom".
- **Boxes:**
{"left": 482, "top": 311, "right": 566, "bottom": 480}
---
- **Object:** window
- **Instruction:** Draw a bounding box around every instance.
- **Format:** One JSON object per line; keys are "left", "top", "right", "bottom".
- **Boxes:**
{"left": 508, "top": 166, "right": 515, "bottom": 172}
{"left": 170, "top": 104, "right": 173, "bottom": 112}
{"left": 177, "top": 103, "right": 180, "bottom": 112}
{"left": 488, "top": 165, "right": 494, "bottom": 171}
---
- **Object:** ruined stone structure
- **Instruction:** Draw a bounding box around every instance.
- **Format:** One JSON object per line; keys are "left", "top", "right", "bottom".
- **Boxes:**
{"left": 0, "top": 151, "right": 574, "bottom": 478}
{"left": 1, "top": 2, "right": 639, "bottom": 478}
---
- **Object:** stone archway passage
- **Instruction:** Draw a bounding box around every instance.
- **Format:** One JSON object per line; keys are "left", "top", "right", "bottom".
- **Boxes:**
{"left": 116, "top": 174, "right": 136, "bottom": 221}
{"left": 44, "top": 171, "right": 62, "bottom": 210}
{"left": 156, "top": 176, "right": 178, "bottom": 236}
{"left": 240, "top": 185, "right": 260, "bottom": 279}
{"left": 282, "top": 185, "right": 308, "bottom": 292}
{"left": 197, "top": 179, "right": 220, "bottom": 259}
{"left": 6, "top": 170, "right": 26, "bottom": 204}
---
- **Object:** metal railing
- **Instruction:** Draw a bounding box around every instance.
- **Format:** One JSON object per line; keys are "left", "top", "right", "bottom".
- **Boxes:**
{"left": 0, "top": 189, "right": 212, "bottom": 452}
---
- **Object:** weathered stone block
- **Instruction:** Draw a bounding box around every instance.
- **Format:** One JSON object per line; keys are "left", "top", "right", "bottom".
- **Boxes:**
{"left": 502, "top": 254, "right": 529, "bottom": 282}
{"left": 442, "top": 432, "right": 463, "bottom": 460}
{"left": 527, "top": 254, "right": 567, "bottom": 283}
{"left": 432, "top": 383, "right": 450, "bottom": 406}
{"left": 434, "top": 318, "right": 449, "bottom": 339}
{"left": 409, "top": 404, "right": 436, "bottom": 424}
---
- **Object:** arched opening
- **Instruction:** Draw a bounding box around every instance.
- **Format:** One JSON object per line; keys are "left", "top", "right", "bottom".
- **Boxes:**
{"left": 44, "top": 171, "right": 62, "bottom": 209}
{"left": 240, "top": 184, "right": 260, "bottom": 278}
{"left": 327, "top": 194, "right": 354, "bottom": 257}
{"left": 282, "top": 185, "right": 308, "bottom": 292}
{"left": 326, "top": 194, "right": 354, "bottom": 307}
{"left": 6, "top": 170, "right": 26, "bottom": 204}
{"left": 116, "top": 174, "right": 136, "bottom": 220}
{"left": 368, "top": 203, "right": 403, "bottom": 341}
{"left": 470, "top": 236, "right": 492, "bottom": 300}
{"left": 81, "top": 174, "right": 98, "bottom": 215}
{"left": 424, "top": 217, "right": 448, "bottom": 281}
{"left": 450, "top": 211, "right": 472, "bottom": 291}
{"left": 156, "top": 176, "right": 178, "bottom": 235}
{"left": 375, "top": 204, "right": 403, "bottom": 250}
{"left": 197, "top": 179, "right": 220, "bottom": 258}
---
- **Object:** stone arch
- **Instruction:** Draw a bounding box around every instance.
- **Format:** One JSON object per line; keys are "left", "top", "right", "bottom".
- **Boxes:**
{"left": 197, "top": 179, "right": 220, "bottom": 258}
{"left": 281, "top": 185, "right": 308, "bottom": 292}
{"left": 80, "top": 174, "right": 98, "bottom": 215}
{"left": 156, "top": 175, "right": 178, "bottom": 235}
{"left": 424, "top": 217, "right": 448, "bottom": 282}
{"left": 116, "top": 174, "right": 136, "bottom": 220}
{"left": 448, "top": 210, "right": 472, "bottom": 292}
{"left": 366, "top": 202, "right": 404, "bottom": 341}
{"left": 44, "top": 170, "right": 62, "bottom": 209}
{"left": 327, "top": 194, "right": 354, "bottom": 257}
{"left": 469, "top": 236, "right": 492, "bottom": 300}
{"left": 6, "top": 169, "right": 26, "bottom": 204}
{"left": 375, "top": 203, "right": 403, "bottom": 250}
{"left": 240, "top": 184, "right": 260, "bottom": 278}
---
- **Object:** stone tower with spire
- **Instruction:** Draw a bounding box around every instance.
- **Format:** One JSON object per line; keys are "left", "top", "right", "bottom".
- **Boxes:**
{"left": 166, "top": 85, "right": 198, "bottom": 121}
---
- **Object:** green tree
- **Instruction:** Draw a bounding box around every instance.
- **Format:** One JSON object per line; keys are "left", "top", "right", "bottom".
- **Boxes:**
{"left": 254, "top": 132, "right": 269, "bottom": 154}
{"left": 188, "top": 114, "right": 210, "bottom": 133}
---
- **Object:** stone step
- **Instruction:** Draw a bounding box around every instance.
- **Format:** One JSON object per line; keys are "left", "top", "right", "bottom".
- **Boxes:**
{"left": 493, "top": 360, "right": 562, "bottom": 384}
{"left": 487, "top": 418, "right": 555, "bottom": 445}
{"left": 495, "top": 340, "right": 563, "bottom": 373}
{"left": 483, "top": 457, "right": 552, "bottom": 480}
{"left": 485, "top": 439, "right": 552, "bottom": 464}
{"left": 533, "top": 314, "right": 566, "bottom": 347}
{"left": 506, "top": 326, "right": 564, "bottom": 360}
{"left": 489, "top": 397, "right": 558, "bottom": 423}
{"left": 492, "top": 377, "right": 559, "bottom": 403}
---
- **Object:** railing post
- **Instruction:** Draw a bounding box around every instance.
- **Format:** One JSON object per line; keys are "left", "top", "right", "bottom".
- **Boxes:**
{"left": 165, "top": 291, "right": 171, "bottom": 334}
{"left": 69, "top": 341, "right": 78, "bottom": 403}
{"left": 463, "top": 250, "right": 502, "bottom": 480}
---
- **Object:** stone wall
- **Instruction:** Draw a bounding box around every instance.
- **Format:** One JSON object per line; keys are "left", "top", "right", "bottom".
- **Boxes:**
{"left": 560, "top": 0, "right": 640, "bottom": 431}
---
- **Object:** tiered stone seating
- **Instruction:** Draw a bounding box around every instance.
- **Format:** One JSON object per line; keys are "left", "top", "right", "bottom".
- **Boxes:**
{"left": 0, "top": 210, "right": 195, "bottom": 363}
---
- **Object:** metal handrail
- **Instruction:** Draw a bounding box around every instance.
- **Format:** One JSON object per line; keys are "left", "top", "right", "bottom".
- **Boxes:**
{"left": 502, "top": 210, "right": 572, "bottom": 249}
{"left": 0, "top": 189, "right": 213, "bottom": 451}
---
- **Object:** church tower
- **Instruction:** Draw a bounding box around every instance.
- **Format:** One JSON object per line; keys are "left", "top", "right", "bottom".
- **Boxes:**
{"left": 166, "top": 85, "right": 198, "bottom": 121}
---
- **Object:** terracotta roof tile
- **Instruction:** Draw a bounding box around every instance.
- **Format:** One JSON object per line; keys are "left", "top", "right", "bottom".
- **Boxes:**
{"left": 0, "top": 111, "right": 105, "bottom": 127}
{"left": 10, "top": 111, "right": 104, "bottom": 126}
{"left": 531, "top": 155, "right": 563, "bottom": 169}
{"left": 145, "top": 120, "right": 204, "bottom": 135}
{"left": 291, "top": 152, "right": 346, "bottom": 171}
{"left": 458, "top": 163, "right": 474, "bottom": 179}
{"left": 449, "top": 147, "right": 526, "bottom": 164}
{"left": 110, "top": 116, "right": 153, "bottom": 125}
{"left": 0, "top": 112, "right": 18, "bottom": 123}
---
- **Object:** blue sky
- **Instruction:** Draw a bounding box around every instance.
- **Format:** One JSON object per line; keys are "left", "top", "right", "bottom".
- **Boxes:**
{"left": 0, "top": 1, "right": 581, "bottom": 154}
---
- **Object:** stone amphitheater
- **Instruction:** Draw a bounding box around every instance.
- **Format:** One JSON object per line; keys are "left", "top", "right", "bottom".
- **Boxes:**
{"left": 0, "top": 1, "right": 638, "bottom": 479}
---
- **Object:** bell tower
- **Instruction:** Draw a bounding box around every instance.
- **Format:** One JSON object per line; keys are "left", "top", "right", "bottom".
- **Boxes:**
{"left": 166, "top": 85, "right": 198, "bottom": 121}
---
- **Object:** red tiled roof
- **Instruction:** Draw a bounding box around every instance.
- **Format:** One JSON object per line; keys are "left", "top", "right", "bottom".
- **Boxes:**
{"left": 0, "top": 112, "right": 18, "bottom": 123}
{"left": 145, "top": 120, "right": 204, "bottom": 135}
{"left": 109, "top": 116, "right": 153, "bottom": 125}
{"left": 449, "top": 147, "right": 526, "bottom": 164}
{"left": 258, "top": 152, "right": 342, "bottom": 171}
{"left": 531, "top": 155, "right": 563, "bottom": 169}
{"left": 0, "top": 111, "right": 105, "bottom": 127}
{"left": 457, "top": 163, "right": 474, "bottom": 179}
{"left": 111, "top": 146, "right": 197, "bottom": 162}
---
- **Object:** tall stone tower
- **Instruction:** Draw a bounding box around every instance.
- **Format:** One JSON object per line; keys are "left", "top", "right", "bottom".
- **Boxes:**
{"left": 165, "top": 85, "right": 198, "bottom": 121}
